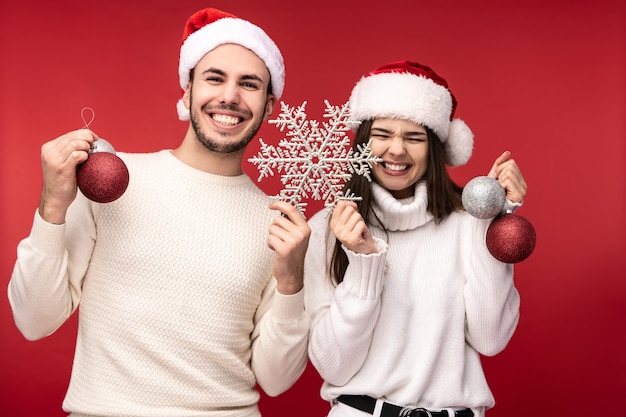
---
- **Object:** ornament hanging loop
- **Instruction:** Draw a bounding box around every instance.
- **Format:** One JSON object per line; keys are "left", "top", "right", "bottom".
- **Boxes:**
{"left": 80, "top": 107, "right": 95, "bottom": 130}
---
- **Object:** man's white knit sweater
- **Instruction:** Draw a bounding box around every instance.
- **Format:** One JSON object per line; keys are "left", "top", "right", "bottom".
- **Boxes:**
{"left": 8, "top": 150, "right": 310, "bottom": 417}
{"left": 304, "top": 182, "right": 520, "bottom": 417}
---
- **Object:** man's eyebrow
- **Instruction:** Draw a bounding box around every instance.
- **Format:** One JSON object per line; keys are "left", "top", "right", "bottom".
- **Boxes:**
{"left": 201, "top": 67, "right": 226, "bottom": 76}
{"left": 240, "top": 74, "right": 265, "bottom": 83}
{"left": 200, "top": 68, "right": 264, "bottom": 84}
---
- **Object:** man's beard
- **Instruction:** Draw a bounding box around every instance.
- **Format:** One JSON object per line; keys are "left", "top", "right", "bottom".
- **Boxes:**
{"left": 190, "top": 100, "right": 263, "bottom": 154}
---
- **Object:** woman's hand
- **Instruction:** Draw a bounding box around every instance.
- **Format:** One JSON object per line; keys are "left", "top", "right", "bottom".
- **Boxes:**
{"left": 488, "top": 151, "right": 528, "bottom": 203}
{"left": 330, "top": 200, "right": 378, "bottom": 255}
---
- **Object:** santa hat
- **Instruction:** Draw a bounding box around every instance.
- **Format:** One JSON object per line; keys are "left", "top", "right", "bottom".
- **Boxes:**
{"left": 176, "top": 8, "right": 285, "bottom": 121}
{"left": 348, "top": 60, "right": 473, "bottom": 166}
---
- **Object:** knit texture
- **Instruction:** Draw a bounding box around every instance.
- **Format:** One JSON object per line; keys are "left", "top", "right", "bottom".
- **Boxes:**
{"left": 9, "top": 150, "right": 309, "bottom": 417}
{"left": 304, "top": 181, "right": 520, "bottom": 417}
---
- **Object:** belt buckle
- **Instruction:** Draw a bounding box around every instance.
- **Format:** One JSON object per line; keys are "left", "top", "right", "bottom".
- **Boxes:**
{"left": 400, "top": 406, "right": 433, "bottom": 417}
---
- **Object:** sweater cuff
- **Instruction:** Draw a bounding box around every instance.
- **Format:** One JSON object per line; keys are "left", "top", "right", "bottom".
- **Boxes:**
{"left": 28, "top": 210, "right": 67, "bottom": 258}
{"left": 502, "top": 199, "right": 522, "bottom": 214}
{"left": 271, "top": 288, "right": 306, "bottom": 324}
{"left": 341, "top": 237, "right": 388, "bottom": 299}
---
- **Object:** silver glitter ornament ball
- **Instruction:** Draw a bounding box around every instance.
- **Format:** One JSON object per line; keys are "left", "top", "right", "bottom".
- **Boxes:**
{"left": 462, "top": 176, "right": 506, "bottom": 219}
{"left": 88, "top": 137, "right": 116, "bottom": 155}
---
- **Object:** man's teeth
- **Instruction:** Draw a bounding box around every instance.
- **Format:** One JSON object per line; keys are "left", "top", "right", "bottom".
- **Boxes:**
{"left": 212, "top": 114, "right": 240, "bottom": 126}
{"left": 384, "top": 163, "right": 407, "bottom": 171}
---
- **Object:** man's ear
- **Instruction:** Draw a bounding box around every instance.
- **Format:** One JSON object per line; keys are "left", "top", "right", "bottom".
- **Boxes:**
{"left": 182, "top": 83, "right": 191, "bottom": 109}
{"left": 263, "top": 94, "right": 277, "bottom": 121}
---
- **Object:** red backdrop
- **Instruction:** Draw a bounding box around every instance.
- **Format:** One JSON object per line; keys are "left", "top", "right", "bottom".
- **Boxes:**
{"left": 1, "top": 0, "right": 624, "bottom": 416}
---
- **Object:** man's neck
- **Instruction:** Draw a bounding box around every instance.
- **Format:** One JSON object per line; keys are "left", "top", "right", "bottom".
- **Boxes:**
{"left": 171, "top": 135, "right": 245, "bottom": 176}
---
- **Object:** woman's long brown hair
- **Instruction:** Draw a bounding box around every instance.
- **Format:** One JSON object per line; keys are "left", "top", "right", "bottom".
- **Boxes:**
{"left": 329, "top": 120, "right": 465, "bottom": 284}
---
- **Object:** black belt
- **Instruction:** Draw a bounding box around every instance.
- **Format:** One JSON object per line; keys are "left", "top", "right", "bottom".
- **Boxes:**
{"left": 336, "top": 395, "right": 474, "bottom": 417}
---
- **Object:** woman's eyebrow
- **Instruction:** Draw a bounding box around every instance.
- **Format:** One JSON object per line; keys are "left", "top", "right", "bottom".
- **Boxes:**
{"left": 404, "top": 130, "right": 427, "bottom": 136}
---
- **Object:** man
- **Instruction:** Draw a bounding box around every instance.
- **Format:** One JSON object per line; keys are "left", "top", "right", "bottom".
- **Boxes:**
{"left": 8, "top": 7, "right": 310, "bottom": 417}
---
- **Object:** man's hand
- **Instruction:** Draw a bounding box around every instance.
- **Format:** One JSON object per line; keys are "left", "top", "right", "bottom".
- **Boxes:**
{"left": 267, "top": 201, "right": 311, "bottom": 295}
{"left": 38, "top": 129, "right": 97, "bottom": 224}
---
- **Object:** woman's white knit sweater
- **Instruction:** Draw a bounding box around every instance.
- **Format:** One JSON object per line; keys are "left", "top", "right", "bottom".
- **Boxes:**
{"left": 304, "top": 181, "right": 520, "bottom": 417}
{"left": 8, "top": 150, "right": 310, "bottom": 417}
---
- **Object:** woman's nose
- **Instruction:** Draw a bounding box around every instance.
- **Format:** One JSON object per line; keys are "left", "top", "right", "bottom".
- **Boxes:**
{"left": 387, "top": 137, "right": 406, "bottom": 155}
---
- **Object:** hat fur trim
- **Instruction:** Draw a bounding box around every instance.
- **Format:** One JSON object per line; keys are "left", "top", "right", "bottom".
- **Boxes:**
{"left": 349, "top": 72, "right": 452, "bottom": 138}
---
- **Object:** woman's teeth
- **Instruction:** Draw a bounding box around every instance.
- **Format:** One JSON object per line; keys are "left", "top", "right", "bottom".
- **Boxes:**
{"left": 212, "top": 114, "right": 240, "bottom": 126}
{"left": 384, "top": 163, "right": 408, "bottom": 171}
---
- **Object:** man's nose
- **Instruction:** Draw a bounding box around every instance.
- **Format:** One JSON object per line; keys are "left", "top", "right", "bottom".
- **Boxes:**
{"left": 218, "top": 81, "right": 240, "bottom": 104}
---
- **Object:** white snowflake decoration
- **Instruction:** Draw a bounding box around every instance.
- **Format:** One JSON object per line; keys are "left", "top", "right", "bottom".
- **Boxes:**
{"left": 248, "top": 100, "right": 381, "bottom": 214}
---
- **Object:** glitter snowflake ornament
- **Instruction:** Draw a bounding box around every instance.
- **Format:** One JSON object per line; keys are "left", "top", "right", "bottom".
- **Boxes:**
{"left": 248, "top": 100, "right": 381, "bottom": 214}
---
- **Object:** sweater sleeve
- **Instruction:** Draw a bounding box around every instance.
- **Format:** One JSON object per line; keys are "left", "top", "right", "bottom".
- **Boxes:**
{"left": 250, "top": 277, "right": 311, "bottom": 397}
{"left": 463, "top": 217, "right": 520, "bottom": 356}
{"left": 305, "top": 213, "right": 388, "bottom": 386}
{"left": 7, "top": 197, "right": 96, "bottom": 340}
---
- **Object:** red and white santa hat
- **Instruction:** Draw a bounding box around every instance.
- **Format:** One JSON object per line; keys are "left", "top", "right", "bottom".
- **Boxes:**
{"left": 348, "top": 60, "right": 474, "bottom": 166}
{"left": 176, "top": 8, "right": 285, "bottom": 121}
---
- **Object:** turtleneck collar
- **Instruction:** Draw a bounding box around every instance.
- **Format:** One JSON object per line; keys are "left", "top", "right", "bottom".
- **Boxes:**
{"left": 370, "top": 181, "right": 433, "bottom": 231}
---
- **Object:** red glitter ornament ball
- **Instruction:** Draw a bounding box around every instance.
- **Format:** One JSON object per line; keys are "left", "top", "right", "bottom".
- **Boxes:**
{"left": 486, "top": 213, "right": 536, "bottom": 263}
{"left": 77, "top": 152, "right": 129, "bottom": 203}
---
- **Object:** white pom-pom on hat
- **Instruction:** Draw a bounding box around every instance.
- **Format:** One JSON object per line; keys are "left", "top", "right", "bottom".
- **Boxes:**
{"left": 176, "top": 8, "right": 285, "bottom": 121}
{"left": 446, "top": 119, "right": 474, "bottom": 166}
{"left": 348, "top": 60, "right": 473, "bottom": 166}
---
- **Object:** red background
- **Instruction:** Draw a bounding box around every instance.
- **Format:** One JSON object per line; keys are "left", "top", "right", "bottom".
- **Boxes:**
{"left": 1, "top": 0, "right": 624, "bottom": 415}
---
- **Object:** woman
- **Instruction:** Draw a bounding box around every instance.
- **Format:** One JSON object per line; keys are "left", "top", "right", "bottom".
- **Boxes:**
{"left": 304, "top": 60, "right": 527, "bottom": 417}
